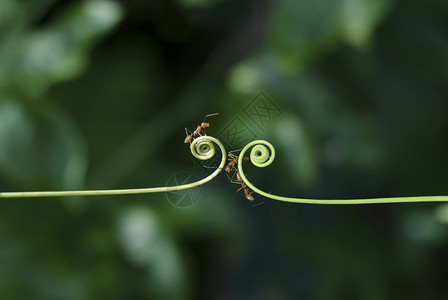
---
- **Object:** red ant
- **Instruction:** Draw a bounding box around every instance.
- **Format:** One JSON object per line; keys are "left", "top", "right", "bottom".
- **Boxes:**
{"left": 225, "top": 152, "right": 263, "bottom": 206}
{"left": 225, "top": 152, "right": 249, "bottom": 173}
{"left": 184, "top": 113, "right": 219, "bottom": 144}
{"left": 234, "top": 171, "right": 254, "bottom": 202}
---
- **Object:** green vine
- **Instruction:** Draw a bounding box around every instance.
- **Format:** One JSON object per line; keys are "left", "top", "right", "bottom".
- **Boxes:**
{"left": 237, "top": 140, "right": 448, "bottom": 204}
{"left": 2, "top": 135, "right": 448, "bottom": 204}
{"left": 0, "top": 136, "right": 226, "bottom": 198}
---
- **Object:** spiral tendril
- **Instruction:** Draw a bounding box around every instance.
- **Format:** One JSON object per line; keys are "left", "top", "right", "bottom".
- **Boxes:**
{"left": 0, "top": 136, "right": 226, "bottom": 198}
{"left": 191, "top": 136, "right": 216, "bottom": 160}
{"left": 249, "top": 142, "right": 275, "bottom": 168}
{"left": 238, "top": 140, "right": 448, "bottom": 205}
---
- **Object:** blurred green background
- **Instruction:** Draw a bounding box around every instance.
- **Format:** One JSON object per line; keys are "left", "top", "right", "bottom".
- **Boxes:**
{"left": 1, "top": 0, "right": 448, "bottom": 299}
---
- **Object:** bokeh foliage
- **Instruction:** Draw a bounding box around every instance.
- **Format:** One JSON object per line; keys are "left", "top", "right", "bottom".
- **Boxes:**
{"left": 1, "top": 0, "right": 448, "bottom": 299}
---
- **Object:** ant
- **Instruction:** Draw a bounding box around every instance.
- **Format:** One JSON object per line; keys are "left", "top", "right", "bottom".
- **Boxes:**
{"left": 184, "top": 113, "right": 219, "bottom": 144}
{"left": 225, "top": 152, "right": 249, "bottom": 173}
{"left": 231, "top": 171, "right": 263, "bottom": 206}
{"left": 234, "top": 171, "right": 254, "bottom": 202}
{"left": 225, "top": 151, "right": 263, "bottom": 206}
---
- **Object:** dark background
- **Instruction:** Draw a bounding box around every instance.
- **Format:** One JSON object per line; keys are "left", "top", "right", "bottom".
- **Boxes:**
{"left": 1, "top": 0, "right": 448, "bottom": 299}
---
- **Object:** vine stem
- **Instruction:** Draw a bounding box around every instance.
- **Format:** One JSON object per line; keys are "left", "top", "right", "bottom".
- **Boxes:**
{"left": 0, "top": 136, "right": 226, "bottom": 198}
{"left": 238, "top": 140, "right": 448, "bottom": 204}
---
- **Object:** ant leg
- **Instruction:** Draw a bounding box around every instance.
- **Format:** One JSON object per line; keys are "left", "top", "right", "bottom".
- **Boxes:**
{"left": 228, "top": 151, "right": 249, "bottom": 164}
{"left": 250, "top": 192, "right": 263, "bottom": 206}
{"left": 228, "top": 149, "right": 242, "bottom": 155}
{"left": 228, "top": 153, "right": 238, "bottom": 160}
{"left": 227, "top": 151, "right": 241, "bottom": 162}
{"left": 225, "top": 170, "right": 239, "bottom": 184}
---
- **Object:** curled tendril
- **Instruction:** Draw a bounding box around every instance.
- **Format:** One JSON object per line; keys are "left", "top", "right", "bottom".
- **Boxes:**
{"left": 191, "top": 136, "right": 216, "bottom": 160}
{"left": 248, "top": 141, "right": 275, "bottom": 168}
{"left": 238, "top": 140, "right": 448, "bottom": 205}
{"left": 0, "top": 135, "right": 226, "bottom": 198}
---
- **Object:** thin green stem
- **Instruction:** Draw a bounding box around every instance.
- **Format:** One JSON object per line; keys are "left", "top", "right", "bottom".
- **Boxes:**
{"left": 238, "top": 140, "right": 448, "bottom": 204}
{"left": 0, "top": 136, "right": 226, "bottom": 198}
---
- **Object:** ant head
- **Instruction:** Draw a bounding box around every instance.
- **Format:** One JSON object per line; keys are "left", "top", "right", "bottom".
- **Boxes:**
{"left": 200, "top": 122, "right": 210, "bottom": 128}
{"left": 247, "top": 194, "right": 254, "bottom": 201}
{"left": 225, "top": 165, "right": 230, "bottom": 173}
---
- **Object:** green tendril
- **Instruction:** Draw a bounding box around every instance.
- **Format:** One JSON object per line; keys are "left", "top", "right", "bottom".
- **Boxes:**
{"left": 0, "top": 136, "right": 226, "bottom": 198}
{"left": 237, "top": 140, "right": 448, "bottom": 204}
